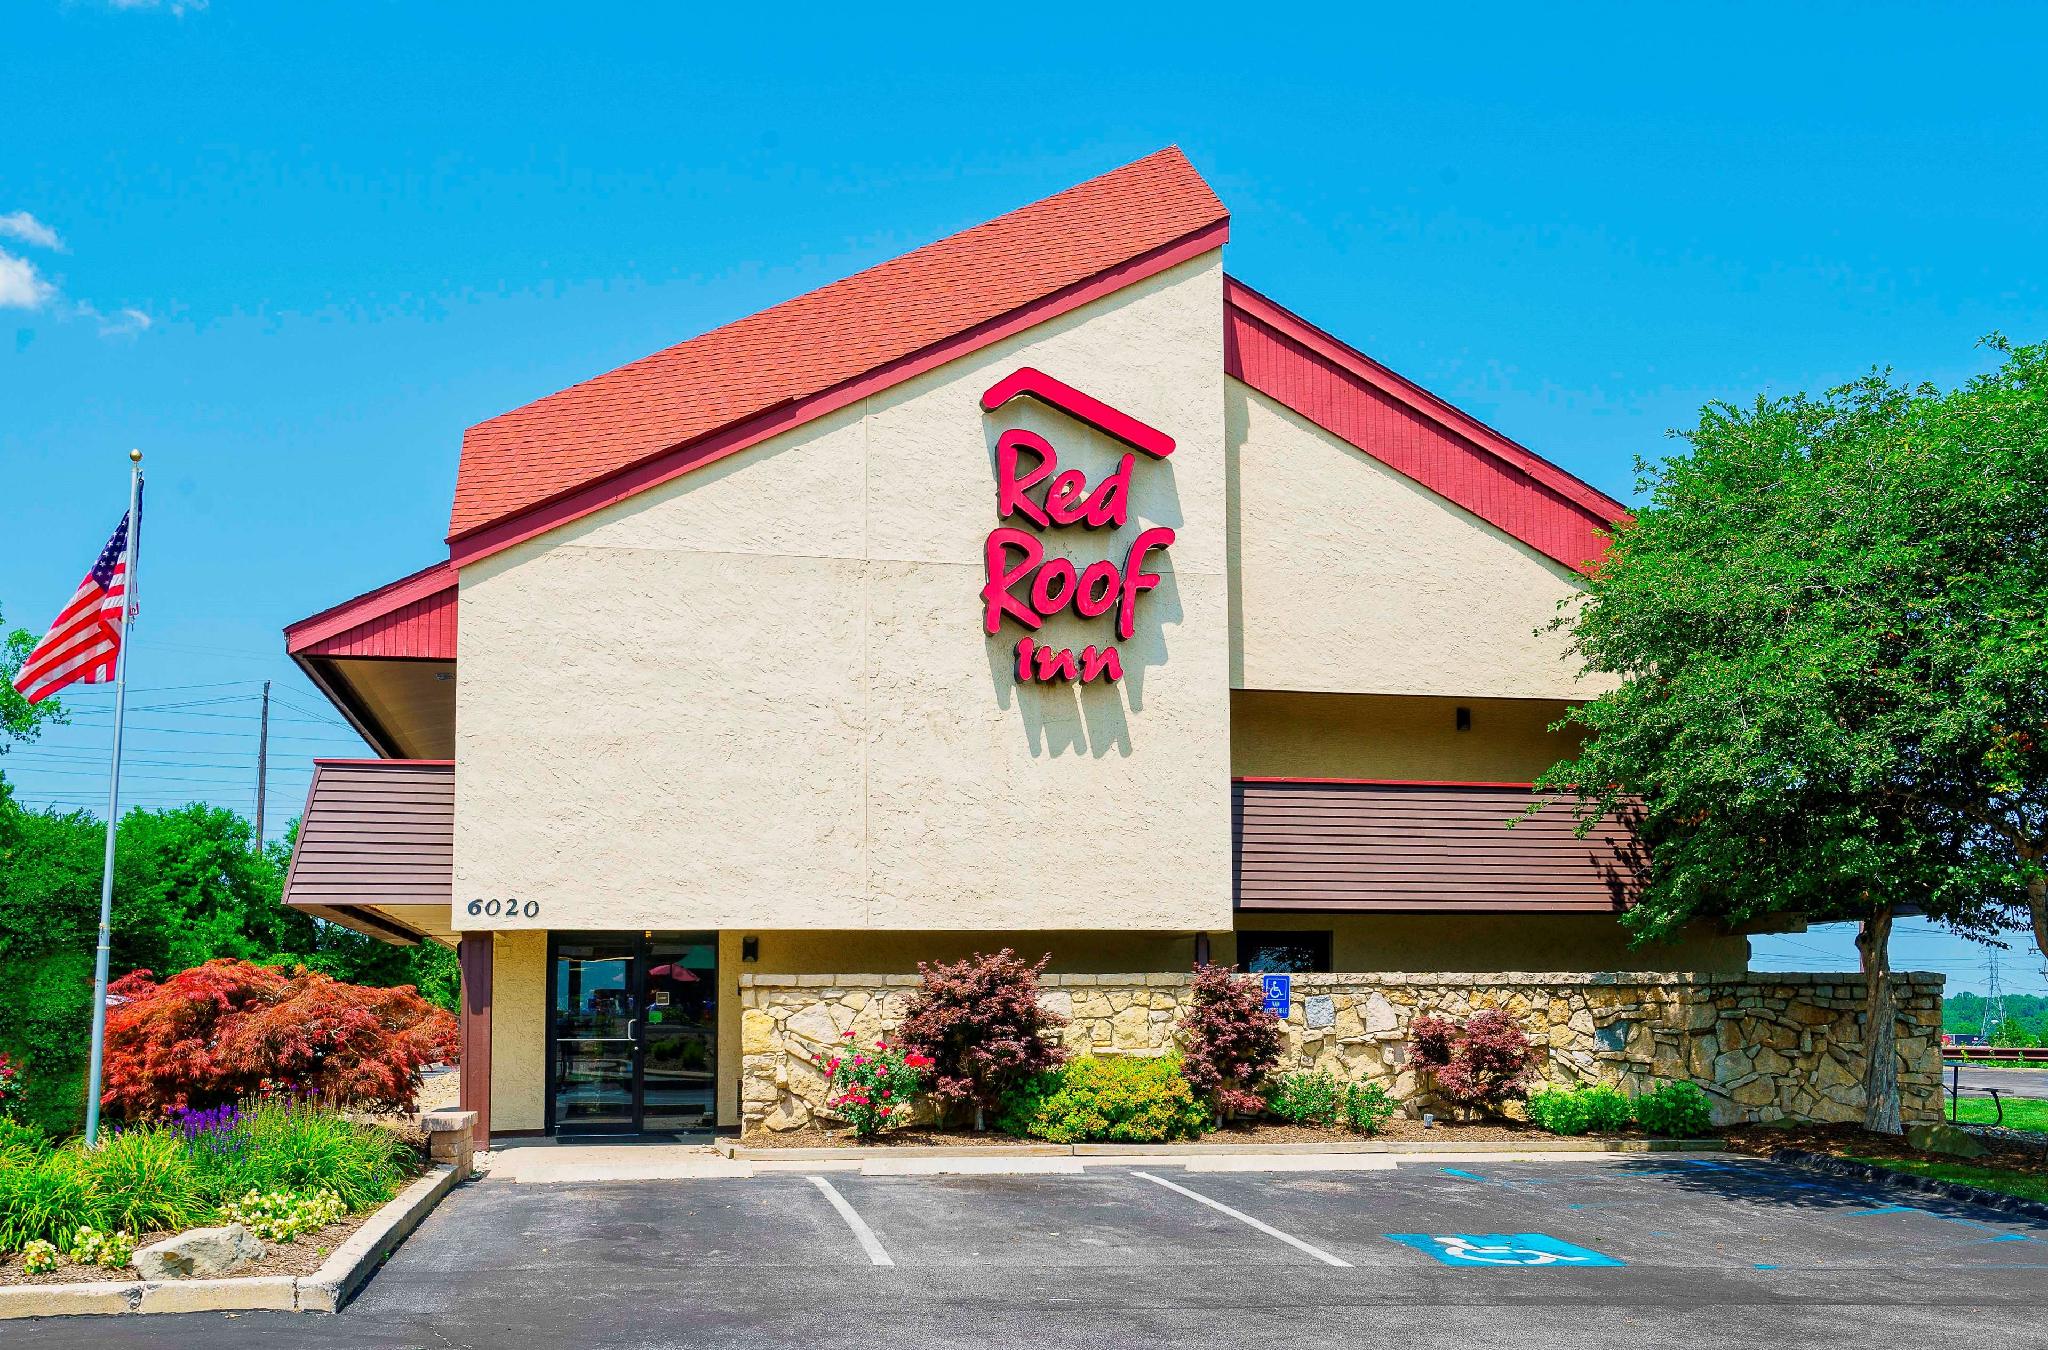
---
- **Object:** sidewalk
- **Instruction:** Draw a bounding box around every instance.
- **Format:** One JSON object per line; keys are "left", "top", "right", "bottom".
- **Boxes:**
{"left": 482, "top": 1135, "right": 1725, "bottom": 1183}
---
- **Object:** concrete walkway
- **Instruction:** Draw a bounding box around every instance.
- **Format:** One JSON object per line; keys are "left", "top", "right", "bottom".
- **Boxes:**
{"left": 484, "top": 1139, "right": 1722, "bottom": 1183}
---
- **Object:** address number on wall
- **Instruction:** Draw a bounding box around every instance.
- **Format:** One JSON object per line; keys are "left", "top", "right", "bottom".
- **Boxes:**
{"left": 467, "top": 898, "right": 540, "bottom": 919}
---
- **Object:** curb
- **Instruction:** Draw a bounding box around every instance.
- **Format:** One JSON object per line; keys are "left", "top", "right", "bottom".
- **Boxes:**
{"left": 721, "top": 1136, "right": 1725, "bottom": 1162}
{"left": 1769, "top": 1148, "right": 2048, "bottom": 1223}
{"left": 0, "top": 1165, "right": 459, "bottom": 1321}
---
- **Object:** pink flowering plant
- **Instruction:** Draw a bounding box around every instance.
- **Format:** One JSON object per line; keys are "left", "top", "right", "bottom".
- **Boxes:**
{"left": 820, "top": 1033, "right": 933, "bottom": 1141}
{"left": 0, "top": 1053, "right": 19, "bottom": 1119}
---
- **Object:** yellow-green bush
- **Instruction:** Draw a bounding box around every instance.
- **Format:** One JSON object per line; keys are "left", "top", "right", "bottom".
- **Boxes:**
{"left": 996, "top": 1055, "right": 1209, "bottom": 1144}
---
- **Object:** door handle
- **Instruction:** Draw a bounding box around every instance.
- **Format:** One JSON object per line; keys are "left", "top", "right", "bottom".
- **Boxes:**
{"left": 626, "top": 1019, "right": 638, "bottom": 1044}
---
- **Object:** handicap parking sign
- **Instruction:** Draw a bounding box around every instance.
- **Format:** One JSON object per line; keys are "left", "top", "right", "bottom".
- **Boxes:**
{"left": 1385, "top": 1233, "right": 1623, "bottom": 1268}
{"left": 1260, "top": 974, "right": 1290, "bottom": 1015}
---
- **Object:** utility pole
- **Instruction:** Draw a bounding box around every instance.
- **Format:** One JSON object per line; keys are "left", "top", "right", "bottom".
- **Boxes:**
{"left": 1983, "top": 951, "right": 2009, "bottom": 1046}
{"left": 254, "top": 679, "right": 270, "bottom": 851}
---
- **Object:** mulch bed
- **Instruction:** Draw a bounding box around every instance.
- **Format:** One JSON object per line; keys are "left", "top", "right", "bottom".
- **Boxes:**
{"left": 0, "top": 1213, "right": 368, "bottom": 1287}
{"left": 738, "top": 1116, "right": 1666, "bottom": 1148}
{"left": 1724, "top": 1121, "right": 2048, "bottom": 1180}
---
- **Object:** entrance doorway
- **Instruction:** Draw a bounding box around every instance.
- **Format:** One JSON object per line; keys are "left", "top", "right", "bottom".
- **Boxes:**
{"left": 546, "top": 932, "right": 718, "bottom": 1136}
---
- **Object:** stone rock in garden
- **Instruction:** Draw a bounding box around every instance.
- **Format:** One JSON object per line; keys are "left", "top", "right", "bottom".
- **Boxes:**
{"left": 133, "top": 1224, "right": 266, "bottom": 1280}
{"left": 1904, "top": 1122, "right": 1990, "bottom": 1159}
{"left": 1304, "top": 995, "right": 1335, "bottom": 1030}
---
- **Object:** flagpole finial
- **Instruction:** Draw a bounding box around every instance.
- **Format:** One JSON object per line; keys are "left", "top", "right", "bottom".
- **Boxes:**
{"left": 129, "top": 448, "right": 142, "bottom": 463}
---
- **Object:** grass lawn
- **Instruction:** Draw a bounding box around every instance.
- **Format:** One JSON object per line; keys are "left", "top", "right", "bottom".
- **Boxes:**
{"left": 1845, "top": 1154, "right": 2048, "bottom": 1206}
{"left": 1950, "top": 1097, "right": 2048, "bottom": 1133}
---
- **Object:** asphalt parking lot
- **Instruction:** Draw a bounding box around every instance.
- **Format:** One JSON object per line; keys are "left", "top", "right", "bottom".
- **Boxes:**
{"left": 9, "top": 1156, "right": 2047, "bottom": 1348}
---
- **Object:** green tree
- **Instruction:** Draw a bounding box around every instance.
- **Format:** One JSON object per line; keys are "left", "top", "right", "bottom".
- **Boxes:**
{"left": 1536, "top": 340, "right": 2048, "bottom": 1133}
{"left": 0, "top": 603, "right": 67, "bottom": 753}
{"left": 0, "top": 789, "right": 458, "bottom": 1134}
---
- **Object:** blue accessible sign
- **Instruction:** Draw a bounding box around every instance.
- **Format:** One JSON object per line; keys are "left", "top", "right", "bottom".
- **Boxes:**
{"left": 1384, "top": 1233, "right": 1623, "bottom": 1268}
{"left": 1260, "top": 974, "right": 1291, "bottom": 1016}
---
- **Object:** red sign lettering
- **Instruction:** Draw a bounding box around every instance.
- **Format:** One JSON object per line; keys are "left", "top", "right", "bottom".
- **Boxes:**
{"left": 979, "top": 371, "right": 1176, "bottom": 685}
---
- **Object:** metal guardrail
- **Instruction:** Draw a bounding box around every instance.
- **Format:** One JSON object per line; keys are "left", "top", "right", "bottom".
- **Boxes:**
{"left": 1943, "top": 1045, "right": 2048, "bottom": 1064}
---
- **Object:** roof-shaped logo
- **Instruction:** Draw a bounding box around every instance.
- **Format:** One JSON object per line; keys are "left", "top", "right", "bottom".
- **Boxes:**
{"left": 979, "top": 367, "right": 1175, "bottom": 459}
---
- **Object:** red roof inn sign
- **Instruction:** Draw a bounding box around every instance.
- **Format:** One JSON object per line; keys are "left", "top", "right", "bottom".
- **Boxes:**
{"left": 978, "top": 368, "right": 1176, "bottom": 685}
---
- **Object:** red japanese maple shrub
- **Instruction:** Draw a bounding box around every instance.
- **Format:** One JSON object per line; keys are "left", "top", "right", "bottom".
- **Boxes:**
{"left": 1176, "top": 965, "right": 1282, "bottom": 1118}
{"left": 898, "top": 949, "right": 1067, "bottom": 1125}
{"left": 100, "top": 958, "right": 458, "bottom": 1119}
{"left": 1409, "top": 1009, "right": 1536, "bottom": 1115}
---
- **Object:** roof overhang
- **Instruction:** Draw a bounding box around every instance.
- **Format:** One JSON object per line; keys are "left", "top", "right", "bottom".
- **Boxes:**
{"left": 285, "top": 561, "right": 457, "bottom": 758}
{"left": 281, "top": 759, "right": 456, "bottom": 948}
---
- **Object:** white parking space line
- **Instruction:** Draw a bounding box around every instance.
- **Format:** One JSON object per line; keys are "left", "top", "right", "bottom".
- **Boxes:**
{"left": 806, "top": 1175, "right": 895, "bottom": 1267}
{"left": 1132, "top": 1170, "right": 1353, "bottom": 1268}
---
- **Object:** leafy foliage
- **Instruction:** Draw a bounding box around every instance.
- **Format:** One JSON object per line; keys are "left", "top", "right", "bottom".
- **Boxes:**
{"left": 1535, "top": 341, "right": 2048, "bottom": 1130}
{"left": 219, "top": 1187, "right": 347, "bottom": 1242}
{"left": 1526, "top": 1083, "right": 1635, "bottom": 1136}
{"left": 1633, "top": 1081, "right": 1716, "bottom": 1136}
{"left": 100, "top": 959, "right": 457, "bottom": 1118}
{"left": 997, "top": 1055, "right": 1208, "bottom": 1144}
{"left": 1410, "top": 1011, "right": 1537, "bottom": 1114}
{"left": 0, "top": 1101, "right": 416, "bottom": 1253}
{"left": 897, "top": 949, "right": 1067, "bottom": 1122}
{"left": 818, "top": 1038, "right": 931, "bottom": 1141}
{"left": 1176, "top": 965, "right": 1283, "bottom": 1117}
{"left": 0, "top": 788, "right": 458, "bottom": 1136}
{"left": 1266, "top": 1070, "right": 1342, "bottom": 1126}
{"left": 1340, "top": 1081, "right": 1399, "bottom": 1133}
{"left": 87, "top": 1127, "right": 204, "bottom": 1234}
{"left": 1264, "top": 1070, "right": 1401, "bottom": 1134}
{"left": 0, "top": 607, "right": 67, "bottom": 754}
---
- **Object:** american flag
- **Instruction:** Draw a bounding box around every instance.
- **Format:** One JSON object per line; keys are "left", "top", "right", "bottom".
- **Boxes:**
{"left": 11, "top": 503, "right": 140, "bottom": 706}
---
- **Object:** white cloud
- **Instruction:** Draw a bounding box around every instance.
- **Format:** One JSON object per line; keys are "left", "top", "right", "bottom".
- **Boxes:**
{"left": 97, "top": 306, "right": 152, "bottom": 337}
{"left": 105, "top": 0, "right": 208, "bottom": 12}
{"left": 0, "top": 211, "right": 64, "bottom": 252}
{"left": 0, "top": 250, "right": 56, "bottom": 310}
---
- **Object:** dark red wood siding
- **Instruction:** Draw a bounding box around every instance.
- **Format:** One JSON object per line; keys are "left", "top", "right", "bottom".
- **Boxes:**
{"left": 1233, "top": 780, "right": 1642, "bottom": 912}
{"left": 281, "top": 760, "right": 454, "bottom": 909}
{"left": 1224, "top": 279, "right": 1625, "bottom": 573}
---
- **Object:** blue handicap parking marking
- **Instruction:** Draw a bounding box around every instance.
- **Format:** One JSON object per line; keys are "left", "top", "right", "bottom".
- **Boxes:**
{"left": 1385, "top": 1232, "right": 1625, "bottom": 1268}
{"left": 1259, "top": 974, "right": 1290, "bottom": 1015}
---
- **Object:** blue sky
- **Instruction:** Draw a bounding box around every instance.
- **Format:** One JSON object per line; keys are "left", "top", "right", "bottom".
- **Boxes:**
{"left": 3, "top": 1, "right": 2043, "bottom": 993}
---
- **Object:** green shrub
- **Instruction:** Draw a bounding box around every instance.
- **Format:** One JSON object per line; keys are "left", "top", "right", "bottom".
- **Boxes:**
{"left": 191, "top": 1100, "right": 412, "bottom": 1211}
{"left": 997, "top": 1055, "right": 1209, "bottom": 1144}
{"left": 86, "top": 1127, "right": 203, "bottom": 1234}
{"left": 66, "top": 1225, "right": 135, "bottom": 1268}
{"left": 1266, "top": 1070, "right": 1342, "bottom": 1127}
{"left": 1634, "top": 1082, "right": 1715, "bottom": 1137}
{"left": 0, "top": 1151, "right": 101, "bottom": 1253}
{"left": 1526, "top": 1084, "right": 1635, "bottom": 1136}
{"left": 1340, "top": 1081, "right": 1399, "bottom": 1134}
{"left": 0, "top": 1117, "right": 50, "bottom": 1166}
{"left": 19, "top": 1238, "right": 57, "bottom": 1276}
{"left": 218, "top": 1187, "right": 347, "bottom": 1242}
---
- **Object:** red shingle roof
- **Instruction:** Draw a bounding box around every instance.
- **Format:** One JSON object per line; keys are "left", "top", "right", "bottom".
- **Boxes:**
{"left": 448, "top": 147, "right": 1229, "bottom": 544}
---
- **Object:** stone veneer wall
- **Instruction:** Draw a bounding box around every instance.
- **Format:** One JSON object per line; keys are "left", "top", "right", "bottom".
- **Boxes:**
{"left": 739, "top": 971, "right": 1943, "bottom": 1134}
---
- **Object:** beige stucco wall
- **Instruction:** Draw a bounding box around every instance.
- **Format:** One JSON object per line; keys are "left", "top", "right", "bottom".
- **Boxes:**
{"left": 1227, "top": 381, "right": 1611, "bottom": 700}
{"left": 488, "top": 929, "right": 547, "bottom": 1133}
{"left": 454, "top": 254, "right": 1231, "bottom": 935}
{"left": 1231, "top": 690, "right": 1583, "bottom": 782}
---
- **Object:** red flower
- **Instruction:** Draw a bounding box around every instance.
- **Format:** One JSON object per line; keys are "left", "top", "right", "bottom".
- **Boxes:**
{"left": 903, "top": 1053, "right": 935, "bottom": 1070}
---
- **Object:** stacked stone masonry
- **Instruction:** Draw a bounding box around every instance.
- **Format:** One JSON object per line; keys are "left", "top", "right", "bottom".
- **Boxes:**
{"left": 739, "top": 971, "right": 1943, "bottom": 1134}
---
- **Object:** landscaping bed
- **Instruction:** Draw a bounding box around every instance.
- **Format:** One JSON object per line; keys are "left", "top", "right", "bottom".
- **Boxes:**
{"left": 740, "top": 1116, "right": 1699, "bottom": 1149}
{"left": 0, "top": 1215, "right": 365, "bottom": 1288}
{"left": 0, "top": 1101, "right": 429, "bottom": 1287}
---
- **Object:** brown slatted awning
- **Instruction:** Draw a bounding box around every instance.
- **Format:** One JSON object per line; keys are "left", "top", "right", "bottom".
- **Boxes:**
{"left": 1233, "top": 779, "right": 1643, "bottom": 912}
{"left": 281, "top": 759, "right": 454, "bottom": 943}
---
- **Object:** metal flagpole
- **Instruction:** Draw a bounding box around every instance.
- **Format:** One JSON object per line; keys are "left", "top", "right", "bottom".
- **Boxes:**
{"left": 83, "top": 449, "right": 144, "bottom": 1147}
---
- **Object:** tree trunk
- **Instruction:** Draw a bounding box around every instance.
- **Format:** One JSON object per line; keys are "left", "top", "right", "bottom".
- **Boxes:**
{"left": 1857, "top": 906, "right": 1903, "bottom": 1135}
{"left": 2027, "top": 872, "right": 2047, "bottom": 981}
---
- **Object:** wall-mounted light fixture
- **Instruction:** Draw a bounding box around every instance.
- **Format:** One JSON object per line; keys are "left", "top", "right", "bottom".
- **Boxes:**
{"left": 741, "top": 936, "right": 759, "bottom": 963}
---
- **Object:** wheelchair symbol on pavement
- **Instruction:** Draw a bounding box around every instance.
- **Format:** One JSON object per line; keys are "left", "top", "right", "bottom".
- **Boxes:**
{"left": 1385, "top": 1232, "right": 1624, "bottom": 1267}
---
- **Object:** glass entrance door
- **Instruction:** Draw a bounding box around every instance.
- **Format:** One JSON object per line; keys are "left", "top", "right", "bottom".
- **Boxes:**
{"left": 548, "top": 932, "right": 718, "bottom": 1136}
